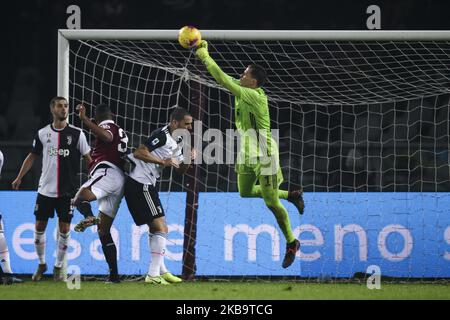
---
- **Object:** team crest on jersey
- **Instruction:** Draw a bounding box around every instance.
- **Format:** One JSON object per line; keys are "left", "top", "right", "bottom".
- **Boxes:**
{"left": 157, "top": 206, "right": 162, "bottom": 213}
{"left": 66, "top": 135, "right": 72, "bottom": 145}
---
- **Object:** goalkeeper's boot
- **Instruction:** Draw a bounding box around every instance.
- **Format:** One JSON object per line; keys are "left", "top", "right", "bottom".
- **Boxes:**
{"left": 32, "top": 263, "right": 48, "bottom": 281}
{"left": 287, "top": 190, "right": 305, "bottom": 215}
{"left": 282, "top": 239, "right": 300, "bottom": 269}
{"left": 145, "top": 275, "right": 170, "bottom": 285}
{"left": 105, "top": 274, "right": 121, "bottom": 284}
{"left": 74, "top": 216, "right": 100, "bottom": 232}
{"left": 53, "top": 266, "right": 66, "bottom": 282}
{"left": 162, "top": 272, "right": 182, "bottom": 283}
{"left": 2, "top": 274, "right": 23, "bottom": 285}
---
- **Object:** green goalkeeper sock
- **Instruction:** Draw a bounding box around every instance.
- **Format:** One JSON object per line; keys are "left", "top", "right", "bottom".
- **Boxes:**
{"left": 268, "top": 203, "right": 296, "bottom": 243}
{"left": 259, "top": 175, "right": 296, "bottom": 243}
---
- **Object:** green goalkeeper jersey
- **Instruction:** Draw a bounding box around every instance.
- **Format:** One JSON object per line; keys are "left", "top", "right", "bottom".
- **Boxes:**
{"left": 202, "top": 56, "right": 277, "bottom": 163}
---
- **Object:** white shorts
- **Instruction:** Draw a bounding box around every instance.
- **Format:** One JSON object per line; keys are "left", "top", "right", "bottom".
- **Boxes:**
{"left": 82, "top": 166, "right": 125, "bottom": 218}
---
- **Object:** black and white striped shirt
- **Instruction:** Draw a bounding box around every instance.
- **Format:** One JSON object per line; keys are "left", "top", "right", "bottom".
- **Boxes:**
{"left": 31, "top": 124, "right": 90, "bottom": 198}
{"left": 128, "top": 125, "right": 184, "bottom": 186}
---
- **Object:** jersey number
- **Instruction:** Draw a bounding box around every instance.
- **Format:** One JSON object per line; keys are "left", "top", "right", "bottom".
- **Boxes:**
{"left": 118, "top": 128, "right": 128, "bottom": 153}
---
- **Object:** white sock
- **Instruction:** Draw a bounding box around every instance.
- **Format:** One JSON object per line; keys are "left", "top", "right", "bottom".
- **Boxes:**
{"left": 34, "top": 230, "right": 46, "bottom": 265}
{"left": 150, "top": 233, "right": 168, "bottom": 275}
{"left": 148, "top": 232, "right": 166, "bottom": 277}
{"left": 0, "top": 223, "right": 12, "bottom": 274}
{"left": 160, "top": 257, "right": 168, "bottom": 275}
{"left": 55, "top": 232, "right": 70, "bottom": 268}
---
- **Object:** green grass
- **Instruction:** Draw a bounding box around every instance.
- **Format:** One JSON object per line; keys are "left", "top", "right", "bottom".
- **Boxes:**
{"left": 0, "top": 280, "right": 449, "bottom": 300}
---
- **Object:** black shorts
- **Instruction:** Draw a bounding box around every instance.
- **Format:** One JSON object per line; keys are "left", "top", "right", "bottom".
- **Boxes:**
{"left": 124, "top": 176, "right": 165, "bottom": 226}
{"left": 34, "top": 193, "right": 73, "bottom": 223}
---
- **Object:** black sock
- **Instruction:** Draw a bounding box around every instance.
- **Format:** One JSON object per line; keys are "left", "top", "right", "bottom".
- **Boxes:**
{"left": 100, "top": 233, "right": 118, "bottom": 276}
{"left": 77, "top": 201, "right": 94, "bottom": 218}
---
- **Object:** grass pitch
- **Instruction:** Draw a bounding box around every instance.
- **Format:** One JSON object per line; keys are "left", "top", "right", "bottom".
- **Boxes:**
{"left": 0, "top": 279, "right": 449, "bottom": 300}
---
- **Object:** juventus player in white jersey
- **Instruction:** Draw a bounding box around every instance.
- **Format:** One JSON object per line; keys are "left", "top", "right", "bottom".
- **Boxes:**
{"left": 125, "top": 107, "right": 195, "bottom": 285}
{"left": 0, "top": 150, "right": 22, "bottom": 285}
{"left": 12, "top": 97, "right": 91, "bottom": 281}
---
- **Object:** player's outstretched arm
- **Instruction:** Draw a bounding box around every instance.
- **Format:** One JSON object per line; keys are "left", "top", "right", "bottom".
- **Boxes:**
{"left": 76, "top": 104, "right": 113, "bottom": 142}
{"left": 12, "top": 153, "right": 36, "bottom": 190}
{"left": 196, "top": 41, "right": 243, "bottom": 98}
{"left": 133, "top": 144, "right": 179, "bottom": 168}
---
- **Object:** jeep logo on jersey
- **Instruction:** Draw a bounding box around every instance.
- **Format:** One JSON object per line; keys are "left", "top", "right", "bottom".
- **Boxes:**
{"left": 48, "top": 147, "right": 70, "bottom": 157}
{"left": 67, "top": 135, "right": 72, "bottom": 145}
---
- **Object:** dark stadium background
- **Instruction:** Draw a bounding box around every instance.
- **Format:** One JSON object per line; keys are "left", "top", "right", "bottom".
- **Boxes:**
{"left": 1, "top": 0, "right": 450, "bottom": 192}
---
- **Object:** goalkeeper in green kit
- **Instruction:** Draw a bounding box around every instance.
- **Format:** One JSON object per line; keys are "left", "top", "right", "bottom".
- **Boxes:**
{"left": 196, "top": 40, "right": 304, "bottom": 268}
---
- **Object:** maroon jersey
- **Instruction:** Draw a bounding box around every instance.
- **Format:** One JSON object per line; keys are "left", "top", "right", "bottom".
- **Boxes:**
{"left": 89, "top": 120, "right": 128, "bottom": 173}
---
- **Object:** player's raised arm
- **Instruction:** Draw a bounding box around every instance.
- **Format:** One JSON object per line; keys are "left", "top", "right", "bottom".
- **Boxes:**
{"left": 195, "top": 41, "right": 244, "bottom": 97}
{"left": 76, "top": 127, "right": 92, "bottom": 167}
{"left": 77, "top": 104, "right": 113, "bottom": 142}
{"left": 83, "top": 153, "right": 92, "bottom": 168}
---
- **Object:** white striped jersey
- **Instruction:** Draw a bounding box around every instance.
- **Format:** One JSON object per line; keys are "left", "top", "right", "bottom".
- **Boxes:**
{"left": 128, "top": 125, "right": 184, "bottom": 186}
{"left": 31, "top": 123, "right": 91, "bottom": 198}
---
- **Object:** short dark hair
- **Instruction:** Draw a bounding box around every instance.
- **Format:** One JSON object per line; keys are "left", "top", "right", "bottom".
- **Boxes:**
{"left": 95, "top": 103, "right": 111, "bottom": 116}
{"left": 248, "top": 64, "right": 267, "bottom": 87}
{"left": 49, "top": 96, "right": 67, "bottom": 108}
{"left": 95, "top": 103, "right": 112, "bottom": 121}
{"left": 170, "top": 107, "right": 191, "bottom": 122}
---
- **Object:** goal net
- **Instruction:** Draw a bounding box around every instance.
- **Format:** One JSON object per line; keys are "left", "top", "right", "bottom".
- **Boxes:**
{"left": 61, "top": 30, "right": 450, "bottom": 281}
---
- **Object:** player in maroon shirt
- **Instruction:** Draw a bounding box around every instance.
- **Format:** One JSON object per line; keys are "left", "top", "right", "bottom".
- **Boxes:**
{"left": 88, "top": 113, "right": 127, "bottom": 173}
{"left": 72, "top": 103, "right": 128, "bottom": 283}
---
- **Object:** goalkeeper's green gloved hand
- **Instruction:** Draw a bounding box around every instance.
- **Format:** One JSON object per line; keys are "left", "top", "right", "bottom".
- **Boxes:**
{"left": 196, "top": 40, "right": 210, "bottom": 62}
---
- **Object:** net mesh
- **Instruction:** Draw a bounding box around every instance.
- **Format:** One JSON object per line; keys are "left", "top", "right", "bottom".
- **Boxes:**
{"left": 67, "top": 36, "right": 450, "bottom": 281}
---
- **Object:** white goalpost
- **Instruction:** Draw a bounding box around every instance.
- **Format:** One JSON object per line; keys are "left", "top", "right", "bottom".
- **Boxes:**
{"left": 58, "top": 29, "right": 450, "bottom": 281}
{"left": 58, "top": 29, "right": 450, "bottom": 98}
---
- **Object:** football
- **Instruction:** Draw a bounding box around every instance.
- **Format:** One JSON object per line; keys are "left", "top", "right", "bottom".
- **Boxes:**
{"left": 178, "top": 26, "right": 202, "bottom": 49}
